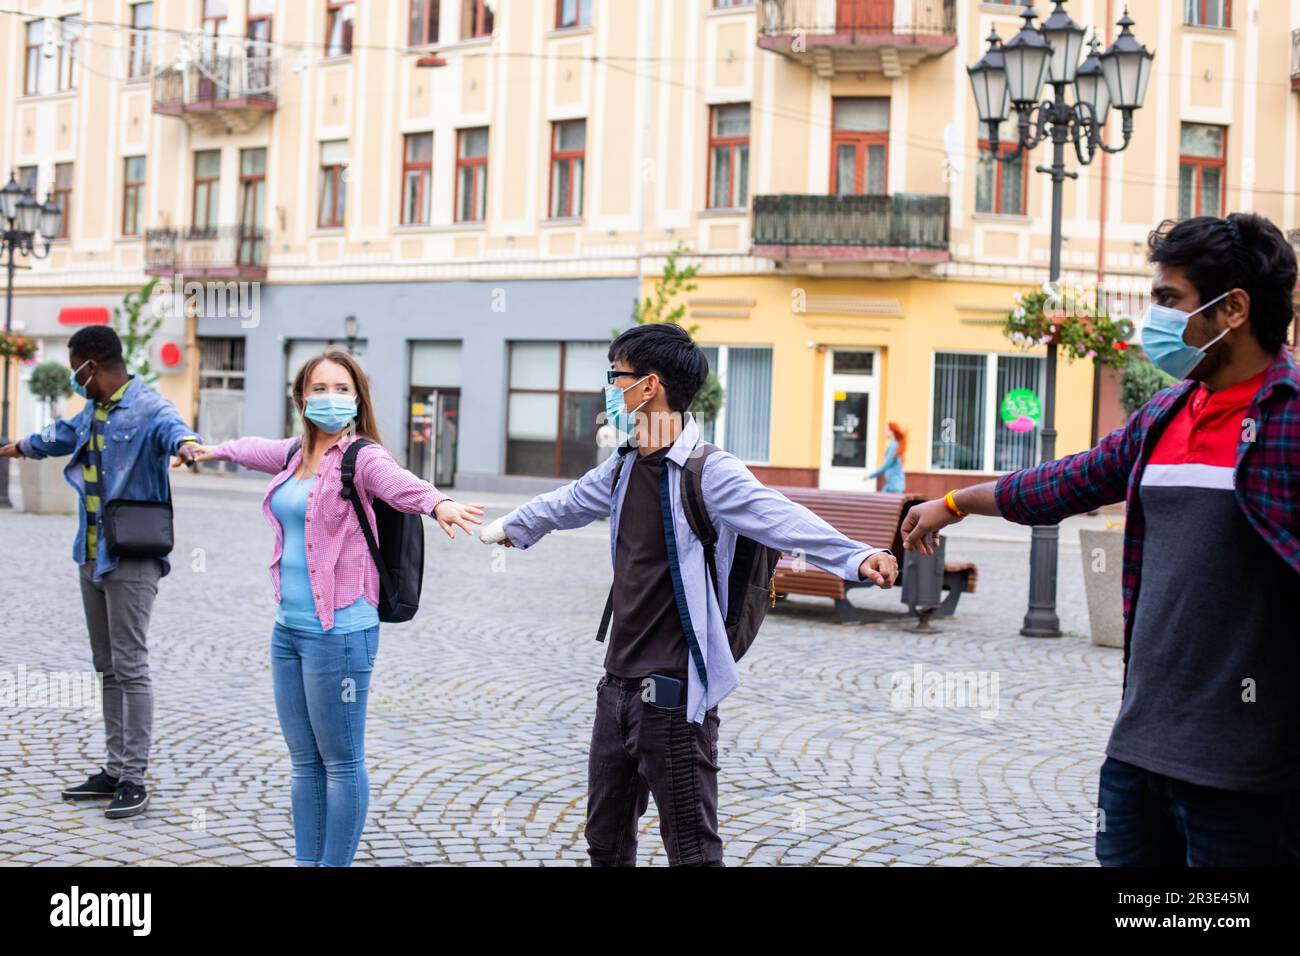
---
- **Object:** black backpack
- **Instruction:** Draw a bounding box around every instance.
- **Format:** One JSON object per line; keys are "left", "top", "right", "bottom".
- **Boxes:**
{"left": 596, "top": 443, "right": 782, "bottom": 663}
{"left": 283, "top": 438, "right": 424, "bottom": 623}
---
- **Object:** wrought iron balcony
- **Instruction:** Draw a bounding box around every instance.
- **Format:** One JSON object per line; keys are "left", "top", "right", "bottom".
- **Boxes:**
{"left": 145, "top": 226, "right": 268, "bottom": 280}
{"left": 758, "top": 0, "right": 957, "bottom": 77}
{"left": 152, "top": 49, "right": 278, "bottom": 134}
{"left": 752, "top": 193, "right": 950, "bottom": 271}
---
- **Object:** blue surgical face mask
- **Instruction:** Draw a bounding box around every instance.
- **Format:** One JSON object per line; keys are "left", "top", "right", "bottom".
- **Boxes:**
{"left": 304, "top": 394, "right": 357, "bottom": 433}
{"left": 69, "top": 360, "right": 93, "bottom": 399}
{"left": 603, "top": 375, "right": 650, "bottom": 438}
{"left": 1138, "top": 291, "right": 1232, "bottom": 380}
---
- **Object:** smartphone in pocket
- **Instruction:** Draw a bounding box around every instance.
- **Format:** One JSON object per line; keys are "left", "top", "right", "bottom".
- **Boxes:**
{"left": 645, "top": 673, "right": 684, "bottom": 709}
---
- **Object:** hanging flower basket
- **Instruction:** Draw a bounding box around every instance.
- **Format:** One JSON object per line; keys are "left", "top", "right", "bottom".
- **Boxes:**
{"left": 1004, "top": 282, "right": 1132, "bottom": 371}
{"left": 0, "top": 333, "right": 38, "bottom": 364}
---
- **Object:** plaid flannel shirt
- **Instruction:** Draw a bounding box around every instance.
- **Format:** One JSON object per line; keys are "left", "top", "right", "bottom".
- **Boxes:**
{"left": 995, "top": 347, "right": 1300, "bottom": 688}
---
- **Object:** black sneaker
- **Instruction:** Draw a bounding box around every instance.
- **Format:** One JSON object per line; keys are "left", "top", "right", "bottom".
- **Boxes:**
{"left": 105, "top": 781, "right": 150, "bottom": 819}
{"left": 60, "top": 768, "right": 120, "bottom": 801}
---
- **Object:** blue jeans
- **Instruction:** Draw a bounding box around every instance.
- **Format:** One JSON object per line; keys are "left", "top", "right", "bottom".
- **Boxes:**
{"left": 270, "top": 621, "right": 379, "bottom": 867}
{"left": 1095, "top": 757, "right": 1300, "bottom": 866}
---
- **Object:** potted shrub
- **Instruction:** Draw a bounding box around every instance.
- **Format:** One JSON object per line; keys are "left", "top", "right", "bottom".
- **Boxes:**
{"left": 17, "top": 360, "right": 77, "bottom": 515}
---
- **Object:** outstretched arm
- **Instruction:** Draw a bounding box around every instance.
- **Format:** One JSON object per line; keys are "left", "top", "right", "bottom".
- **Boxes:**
{"left": 198, "top": 436, "right": 300, "bottom": 474}
{"left": 701, "top": 453, "right": 898, "bottom": 586}
{"left": 354, "top": 444, "right": 483, "bottom": 539}
{"left": 488, "top": 450, "right": 623, "bottom": 550}
{"left": 902, "top": 413, "right": 1144, "bottom": 554}
{"left": 150, "top": 398, "right": 204, "bottom": 469}
{"left": 6, "top": 416, "right": 83, "bottom": 460}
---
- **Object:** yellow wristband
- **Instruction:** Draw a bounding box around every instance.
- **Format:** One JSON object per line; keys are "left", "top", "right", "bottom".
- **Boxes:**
{"left": 944, "top": 490, "right": 967, "bottom": 519}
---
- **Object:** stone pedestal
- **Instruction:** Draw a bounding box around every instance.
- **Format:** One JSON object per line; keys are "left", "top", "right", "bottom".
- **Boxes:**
{"left": 1079, "top": 528, "right": 1124, "bottom": 648}
{"left": 18, "top": 456, "right": 77, "bottom": 514}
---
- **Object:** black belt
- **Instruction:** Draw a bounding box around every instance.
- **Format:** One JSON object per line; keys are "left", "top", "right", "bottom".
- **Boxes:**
{"left": 603, "top": 671, "right": 686, "bottom": 689}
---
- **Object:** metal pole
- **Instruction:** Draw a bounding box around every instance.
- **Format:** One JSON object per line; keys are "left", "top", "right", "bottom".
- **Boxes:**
{"left": 0, "top": 234, "right": 16, "bottom": 509}
{"left": 1021, "top": 81, "right": 1067, "bottom": 637}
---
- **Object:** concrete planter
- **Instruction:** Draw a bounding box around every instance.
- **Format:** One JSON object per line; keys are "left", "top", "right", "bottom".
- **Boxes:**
{"left": 18, "top": 456, "right": 76, "bottom": 515}
{"left": 1079, "top": 528, "right": 1125, "bottom": 648}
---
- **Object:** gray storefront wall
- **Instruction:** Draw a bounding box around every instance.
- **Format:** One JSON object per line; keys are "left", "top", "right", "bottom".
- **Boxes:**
{"left": 196, "top": 276, "right": 637, "bottom": 493}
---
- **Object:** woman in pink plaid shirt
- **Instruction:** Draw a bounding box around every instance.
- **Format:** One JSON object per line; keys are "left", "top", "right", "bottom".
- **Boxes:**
{"left": 191, "top": 349, "right": 483, "bottom": 866}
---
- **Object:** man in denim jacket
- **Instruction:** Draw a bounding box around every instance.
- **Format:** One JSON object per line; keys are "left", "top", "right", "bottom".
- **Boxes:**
{"left": 1, "top": 326, "right": 202, "bottom": 819}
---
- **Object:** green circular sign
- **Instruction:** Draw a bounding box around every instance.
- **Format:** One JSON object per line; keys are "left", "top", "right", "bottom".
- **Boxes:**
{"left": 1000, "top": 388, "right": 1042, "bottom": 433}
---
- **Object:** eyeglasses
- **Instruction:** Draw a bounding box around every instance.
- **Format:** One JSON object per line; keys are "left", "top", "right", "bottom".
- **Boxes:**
{"left": 606, "top": 369, "right": 649, "bottom": 385}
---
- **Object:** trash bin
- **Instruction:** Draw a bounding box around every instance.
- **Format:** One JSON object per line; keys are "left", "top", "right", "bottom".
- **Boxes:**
{"left": 902, "top": 536, "right": 946, "bottom": 628}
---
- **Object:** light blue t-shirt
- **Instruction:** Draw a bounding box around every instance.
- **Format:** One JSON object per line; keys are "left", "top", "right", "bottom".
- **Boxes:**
{"left": 270, "top": 475, "right": 379, "bottom": 634}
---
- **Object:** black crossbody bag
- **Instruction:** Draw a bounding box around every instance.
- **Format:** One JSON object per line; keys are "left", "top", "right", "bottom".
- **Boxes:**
{"left": 103, "top": 497, "right": 174, "bottom": 558}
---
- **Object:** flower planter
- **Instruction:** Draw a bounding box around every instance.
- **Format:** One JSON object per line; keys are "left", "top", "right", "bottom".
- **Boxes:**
{"left": 1079, "top": 528, "right": 1125, "bottom": 648}
{"left": 18, "top": 456, "right": 77, "bottom": 515}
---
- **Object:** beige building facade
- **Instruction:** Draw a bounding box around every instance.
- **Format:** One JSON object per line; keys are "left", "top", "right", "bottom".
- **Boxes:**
{"left": 2, "top": 0, "right": 1298, "bottom": 491}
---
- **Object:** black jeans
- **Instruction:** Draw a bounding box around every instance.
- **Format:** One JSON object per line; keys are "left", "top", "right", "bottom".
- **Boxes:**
{"left": 1095, "top": 757, "right": 1300, "bottom": 866}
{"left": 585, "top": 673, "right": 723, "bottom": 866}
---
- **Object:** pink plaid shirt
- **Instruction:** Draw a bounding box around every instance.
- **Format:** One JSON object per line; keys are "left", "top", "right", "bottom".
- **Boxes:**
{"left": 211, "top": 434, "right": 451, "bottom": 631}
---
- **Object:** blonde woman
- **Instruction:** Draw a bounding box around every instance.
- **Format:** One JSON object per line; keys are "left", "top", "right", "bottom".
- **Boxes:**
{"left": 191, "top": 349, "right": 483, "bottom": 866}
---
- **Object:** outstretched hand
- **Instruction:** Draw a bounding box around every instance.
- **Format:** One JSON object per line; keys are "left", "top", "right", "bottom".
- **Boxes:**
{"left": 859, "top": 551, "right": 899, "bottom": 588}
{"left": 0, "top": 442, "right": 23, "bottom": 459}
{"left": 900, "top": 498, "right": 962, "bottom": 555}
{"left": 434, "top": 500, "right": 485, "bottom": 539}
{"left": 479, "top": 516, "right": 514, "bottom": 548}
{"left": 171, "top": 443, "right": 209, "bottom": 470}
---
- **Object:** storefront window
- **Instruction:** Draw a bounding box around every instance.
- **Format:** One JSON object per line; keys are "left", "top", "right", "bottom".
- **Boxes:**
{"left": 697, "top": 345, "right": 772, "bottom": 463}
{"left": 409, "top": 341, "right": 462, "bottom": 487}
{"left": 506, "top": 341, "right": 606, "bottom": 478}
{"left": 931, "top": 352, "right": 1044, "bottom": 472}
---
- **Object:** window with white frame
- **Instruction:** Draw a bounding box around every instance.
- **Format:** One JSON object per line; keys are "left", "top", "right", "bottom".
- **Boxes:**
{"left": 930, "top": 352, "right": 1045, "bottom": 472}
{"left": 698, "top": 345, "right": 772, "bottom": 463}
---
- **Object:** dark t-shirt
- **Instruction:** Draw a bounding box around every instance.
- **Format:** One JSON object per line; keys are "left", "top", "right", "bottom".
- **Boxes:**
{"left": 605, "top": 447, "right": 689, "bottom": 680}
{"left": 1106, "top": 372, "right": 1300, "bottom": 792}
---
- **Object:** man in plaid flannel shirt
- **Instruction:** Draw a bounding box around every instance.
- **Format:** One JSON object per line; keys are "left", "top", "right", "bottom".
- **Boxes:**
{"left": 903, "top": 214, "right": 1299, "bottom": 866}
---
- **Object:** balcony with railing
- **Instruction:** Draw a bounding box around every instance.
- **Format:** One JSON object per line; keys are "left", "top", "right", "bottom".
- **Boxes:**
{"left": 152, "top": 48, "right": 278, "bottom": 134}
{"left": 1292, "top": 28, "right": 1299, "bottom": 91}
{"left": 758, "top": 0, "right": 957, "bottom": 77}
{"left": 752, "top": 193, "right": 950, "bottom": 273}
{"left": 145, "top": 226, "right": 268, "bottom": 280}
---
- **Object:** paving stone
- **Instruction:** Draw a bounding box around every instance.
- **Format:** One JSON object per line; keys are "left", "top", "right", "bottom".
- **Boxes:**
{"left": 0, "top": 484, "right": 1111, "bottom": 866}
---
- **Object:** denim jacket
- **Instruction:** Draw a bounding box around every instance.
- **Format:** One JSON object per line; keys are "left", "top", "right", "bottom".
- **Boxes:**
{"left": 18, "top": 376, "right": 200, "bottom": 581}
{"left": 502, "top": 414, "right": 885, "bottom": 723}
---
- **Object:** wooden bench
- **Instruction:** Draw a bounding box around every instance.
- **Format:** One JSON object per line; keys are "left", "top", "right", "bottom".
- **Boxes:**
{"left": 770, "top": 488, "right": 978, "bottom": 624}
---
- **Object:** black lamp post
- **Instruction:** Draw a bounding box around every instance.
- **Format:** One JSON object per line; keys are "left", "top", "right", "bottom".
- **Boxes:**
{"left": 967, "top": 2, "right": 1153, "bottom": 637}
{"left": 1, "top": 171, "right": 64, "bottom": 509}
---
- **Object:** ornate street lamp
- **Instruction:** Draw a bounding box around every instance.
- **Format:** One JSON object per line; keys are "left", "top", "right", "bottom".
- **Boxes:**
{"left": 1002, "top": 7, "right": 1053, "bottom": 108}
{"left": 967, "top": 2, "right": 1154, "bottom": 637}
{"left": 0, "top": 172, "right": 62, "bottom": 508}
{"left": 1074, "top": 35, "right": 1111, "bottom": 130}
{"left": 967, "top": 29, "right": 1011, "bottom": 132}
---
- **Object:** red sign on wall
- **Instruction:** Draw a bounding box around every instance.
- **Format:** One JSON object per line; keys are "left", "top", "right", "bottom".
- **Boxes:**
{"left": 57, "top": 307, "right": 110, "bottom": 326}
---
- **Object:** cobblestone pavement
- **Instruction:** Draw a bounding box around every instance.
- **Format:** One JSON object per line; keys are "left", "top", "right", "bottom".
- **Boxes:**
{"left": 0, "top": 477, "right": 1120, "bottom": 866}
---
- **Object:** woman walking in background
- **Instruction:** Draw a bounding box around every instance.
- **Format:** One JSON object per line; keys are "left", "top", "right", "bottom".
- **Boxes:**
{"left": 189, "top": 349, "right": 483, "bottom": 866}
{"left": 865, "top": 422, "right": 907, "bottom": 493}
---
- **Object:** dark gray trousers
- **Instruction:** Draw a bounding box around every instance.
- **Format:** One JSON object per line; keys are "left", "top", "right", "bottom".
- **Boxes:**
{"left": 78, "top": 558, "right": 162, "bottom": 787}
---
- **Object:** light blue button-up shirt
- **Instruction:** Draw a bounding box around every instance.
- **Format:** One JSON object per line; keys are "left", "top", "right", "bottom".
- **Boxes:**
{"left": 502, "top": 414, "right": 885, "bottom": 724}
